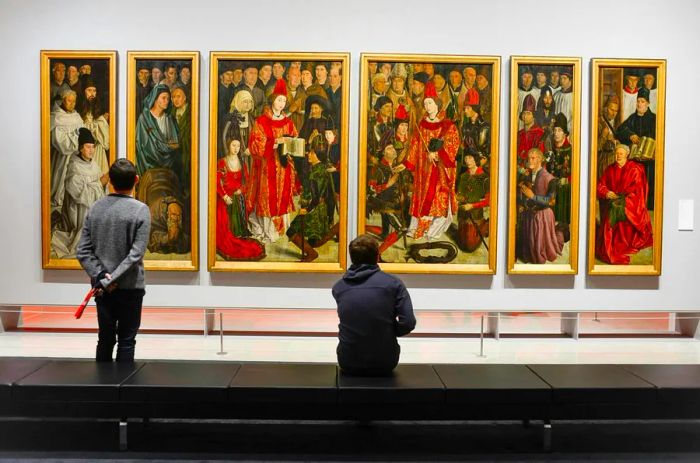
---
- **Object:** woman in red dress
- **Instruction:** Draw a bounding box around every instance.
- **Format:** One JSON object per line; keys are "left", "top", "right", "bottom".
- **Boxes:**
{"left": 216, "top": 139, "right": 265, "bottom": 260}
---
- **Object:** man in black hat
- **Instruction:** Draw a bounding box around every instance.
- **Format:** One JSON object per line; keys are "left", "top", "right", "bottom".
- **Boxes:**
{"left": 642, "top": 68, "right": 658, "bottom": 113}
{"left": 218, "top": 61, "right": 236, "bottom": 123}
{"left": 548, "top": 113, "right": 572, "bottom": 227}
{"left": 410, "top": 71, "right": 429, "bottom": 121}
{"left": 299, "top": 95, "right": 334, "bottom": 190}
{"left": 518, "top": 66, "right": 541, "bottom": 120}
{"left": 136, "top": 61, "right": 153, "bottom": 113}
{"left": 51, "top": 127, "right": 108, "bottom": 258}
{"left": 622, "top": 69, "right": 641, "bottom": 121}
{"left": 150, "top": 62, "right": 163, "bottom": 87}
{"left": 78, "top": 75, "right": 110, "bottom": 180}
{"left": 617, "top": 86, "right": 656, "bottom": 210}
{"left": 256, "top": 61, "right": 275, "bottom": 98}
{"left": 369, "top": 96, "right": 394, "bottom": 164}
{"left": 553, "top": 68, "right": 574, "bottom": 136}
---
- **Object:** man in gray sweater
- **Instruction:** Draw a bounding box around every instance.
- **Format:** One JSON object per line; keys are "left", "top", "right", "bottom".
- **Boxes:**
{"left": 77, "top": 159, "right": 151, "bottom": 362}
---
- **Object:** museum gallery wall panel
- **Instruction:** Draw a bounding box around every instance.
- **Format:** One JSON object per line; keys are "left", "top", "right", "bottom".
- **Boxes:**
{"left": 358, "top": 53, "right": 500, "bottom": 274}
{"left": 41, "top": 50, "right": 117, "bottom": 270}
{"left": 3, "top": 0, "right": 697, "bottom": 310}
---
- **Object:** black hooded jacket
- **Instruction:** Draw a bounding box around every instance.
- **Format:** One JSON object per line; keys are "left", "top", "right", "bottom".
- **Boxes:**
{"left": 332, "top": 264, "right": 416, "bottom": 373}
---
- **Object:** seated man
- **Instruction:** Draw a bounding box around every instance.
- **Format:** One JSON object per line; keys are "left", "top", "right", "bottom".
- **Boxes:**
{"left": 332, "top": 234, "right": 416, "bottom": 376}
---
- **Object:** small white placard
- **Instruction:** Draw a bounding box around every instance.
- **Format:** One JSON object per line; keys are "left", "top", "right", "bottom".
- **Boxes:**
{"left": 679, "top": 199, "right": 694, "bottom": 231}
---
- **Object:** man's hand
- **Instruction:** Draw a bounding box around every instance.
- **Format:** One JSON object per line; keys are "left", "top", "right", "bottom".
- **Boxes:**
{"left": 630, "top": 135, "right": 641, "bottom": 145}
{"left": 223, "top": 194, "right": 233, "bottom": 205}
{"left": 606, "top": 191, "right": 618, "bottom": 200}
{"left": 100, "top": 172, "right": 110, "bottom": 186}
{"left": 428, "top": 151, "right": 439, "bottom": 163}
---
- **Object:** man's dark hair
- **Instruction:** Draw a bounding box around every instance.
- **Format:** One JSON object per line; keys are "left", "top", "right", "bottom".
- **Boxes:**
{"left": 349, "top": 234, "right": 379, "bottom": 265}
{"left": 109, "top": 159, "right": 138, "bottom": 191}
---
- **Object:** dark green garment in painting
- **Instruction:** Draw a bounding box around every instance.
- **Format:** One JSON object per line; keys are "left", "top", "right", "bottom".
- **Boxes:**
{"left": 135, "top": 84, "right": 181, "bottom": 178}
{"left": 228, "top": 193, "right": 249, "bottom": 238}
{"left": 286, "top": 162, "right": 331, "bottom": 244}
{"left": 549, "top": 142, "right": 572, "bottom": 225}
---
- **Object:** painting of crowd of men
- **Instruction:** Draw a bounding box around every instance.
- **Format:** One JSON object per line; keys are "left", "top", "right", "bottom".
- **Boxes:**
{"left": 132, "top": 59, "right": 195, "bottom": 262}
{"left": 212, "top": 59, "right": 343, "bottom": 264}
{"left": 513, "top": 63, "right": 577, "bottom": 267}
{"left": 47, "top": 57, "right": 113, "bottom": 260}
{"left": 363, "top": 60, "right": 496, "bottom": 265}
{"left": 593, "top": 66, "right": 659, "bottom": 266}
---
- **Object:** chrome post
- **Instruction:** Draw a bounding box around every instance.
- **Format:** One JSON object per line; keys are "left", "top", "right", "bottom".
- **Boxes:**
{"left": 217, "top": 312, "right": 227, "bottom": 356}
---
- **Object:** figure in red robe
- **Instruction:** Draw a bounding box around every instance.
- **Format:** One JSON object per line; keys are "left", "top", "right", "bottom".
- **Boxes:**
{"left": 215, "top": 139, "right": 265, "bottom": 261}
{"left": 247, "top": 79, "right": 300, "bottom": 242}
{"left": 595, "top": 144, "right": 653, "bottom": 264}
{"left": 402, "top": 80, "right": 460, "bottom": 240}
{"left": 517, "top": 94, "right": 544, "bottom": 168}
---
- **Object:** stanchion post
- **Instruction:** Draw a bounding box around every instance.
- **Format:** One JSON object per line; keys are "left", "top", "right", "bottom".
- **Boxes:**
{"left": 477, "top": 315, "right": 487, "bottom": 358}
{"left": 217, "top": 312, "right": 227, "bottom": 356}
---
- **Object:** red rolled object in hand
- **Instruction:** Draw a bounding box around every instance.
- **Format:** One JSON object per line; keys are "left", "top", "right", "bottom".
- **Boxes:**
{"left": 75, "top": 287, "right": 96, "bottom": 319}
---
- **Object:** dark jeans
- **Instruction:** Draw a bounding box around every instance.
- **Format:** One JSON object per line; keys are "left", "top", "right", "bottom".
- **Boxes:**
{"left": 337, "top": 344, "right": 399, "bottom": 377}
{"left": 95, "top": 289, "right": 145, "bottom": 362}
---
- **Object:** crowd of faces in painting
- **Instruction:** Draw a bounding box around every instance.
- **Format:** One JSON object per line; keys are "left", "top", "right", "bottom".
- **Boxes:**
{"left": 364, "top": 62, "right": 494, "bottom": 264}
{"left": 214, "top": 60, "right": 343, "bottom": 263}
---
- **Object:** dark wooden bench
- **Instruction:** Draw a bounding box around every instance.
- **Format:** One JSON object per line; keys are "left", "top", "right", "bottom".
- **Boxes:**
{"left": 2, "top": 357, "right": 699, "bottom": 451}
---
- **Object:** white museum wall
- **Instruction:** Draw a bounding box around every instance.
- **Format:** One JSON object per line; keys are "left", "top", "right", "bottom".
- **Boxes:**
{"left": 0, "top": 0, "right": 698, "bottom": 311}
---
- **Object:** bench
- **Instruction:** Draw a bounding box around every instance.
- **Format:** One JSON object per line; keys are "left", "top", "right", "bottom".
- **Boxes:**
{"left": 2, "top": 357, "right": 700, "bottom": 451}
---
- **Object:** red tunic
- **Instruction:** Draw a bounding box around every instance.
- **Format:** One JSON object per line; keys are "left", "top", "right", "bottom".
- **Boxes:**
{"left": 247, "top": 107, "right": 299, "bottom": 218}
{"left": 595, "top": 160, "right": 653, "bottom": 264}
{"left": 215, "top": 158, "right": 264, "bottom": 261}
{"left": 404, "top": 114, "right": 459, "bottom": 219}
{"left": 517, "top": 124, "right": 545, "bottom": 167}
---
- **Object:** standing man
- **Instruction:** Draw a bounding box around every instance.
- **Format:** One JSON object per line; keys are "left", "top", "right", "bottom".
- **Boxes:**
{"left": 333, "top": 234, "right": 416, "bottom": 376}
{"left": 621, "top": 70, "right": 641, "bottom": 121}
{"left": 403, "top": 81, "right": 460, "bottom": 240}
{"left": 77, "top": 159, "right": 151, "bottom": 362}
{"left": 597, "top": 95, "right": 621, "bottom": 176}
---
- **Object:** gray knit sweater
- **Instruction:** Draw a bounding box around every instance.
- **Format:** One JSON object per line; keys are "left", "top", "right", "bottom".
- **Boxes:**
{"left": 76, "top": 194, "right": 151, "bottom": 289}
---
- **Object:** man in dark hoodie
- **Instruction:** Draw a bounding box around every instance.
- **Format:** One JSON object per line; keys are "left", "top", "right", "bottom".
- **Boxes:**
{"left": 332, "top": 234, "right": 416, "bottom": 376}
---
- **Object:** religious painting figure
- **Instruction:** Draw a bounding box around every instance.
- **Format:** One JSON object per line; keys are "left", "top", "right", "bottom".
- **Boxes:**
{"left": 208, "top": 54, "right": 349, "bottom": 271}
{"left": 359, "top": 56, "right": 500, "bottom": 272}
{"left": 42, "top": 52, "right": 115, "bottom": 268}
{"left": 128, "top": 53, "right": 198, "bottom": 270}
{"left": 589, "top": 59, "right": 665, "bottom": 274}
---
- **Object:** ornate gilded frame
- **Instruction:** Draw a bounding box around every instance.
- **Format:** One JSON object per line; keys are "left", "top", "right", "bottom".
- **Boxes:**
{"left": 207, "top": 51, "right": 350, "bottom": 272}
{"left": 41, "top": 50, "right": 117, "bottom": 269}
{"left": 357, "top": 53, "right": 501, "bottom": 274}
{"left": 127, "top": 51, "right": 200, "bottom": 271}
{"left": 588, "top": 58, "right": 666, "bottom": 275}
{"left": 507, "top": 56, "right": 582, "bottom": 275}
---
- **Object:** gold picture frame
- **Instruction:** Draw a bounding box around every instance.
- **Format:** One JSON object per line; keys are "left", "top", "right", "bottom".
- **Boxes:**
{"left": 41, "top": 50, "right": 117, "bottom": 269}
{"left": 126, "top": 51, "right": 200, "bottom": 271}
{"left": 207, "top": 52, "right": 350, "bottom": 272}
{"left": 357, "top": 53, "right": 501, "bottom": 275}
{"left": 588, "top": 58, "right": 666, "bottom": 275}
{"left": 507, "top": 56, "right": 582, "bottom": 275}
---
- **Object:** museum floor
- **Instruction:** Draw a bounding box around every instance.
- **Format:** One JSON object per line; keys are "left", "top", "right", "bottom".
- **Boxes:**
{"left": 1, "top": 329, "right": 699, "bottom": 364}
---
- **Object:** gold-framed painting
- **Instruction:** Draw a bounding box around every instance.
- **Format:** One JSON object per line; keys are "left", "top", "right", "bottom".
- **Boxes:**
{"left": 41, "top": 50, "right": 117, "bottom": 269}
{"left": 127, "top": 51, "right": 200, "bottom": 271}
{"left": 507, "top": 56, "right": 582, "bottom": 275}
{"left": 357, "top": 53, "right": 501, "bottom": 274}
{"left": 207, "top": 52, "right": 349, "bottom": 272}
{"left": 588, "top": 58, "right": 666, "bottom": 276}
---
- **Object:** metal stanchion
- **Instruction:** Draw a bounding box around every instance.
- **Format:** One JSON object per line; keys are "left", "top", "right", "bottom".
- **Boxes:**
{"left": 477, "top": 315, "right": 487, "bottom": 358}
{"left": 593, "top": 312, "right": 600, "bottom": 322}
{"left": 217, "top": 312, "right": 227, "bottom": 356}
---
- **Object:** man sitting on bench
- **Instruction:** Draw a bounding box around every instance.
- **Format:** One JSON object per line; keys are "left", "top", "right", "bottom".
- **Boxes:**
{"left": 332, "top": 234, "right": 416, "bottom": 376}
